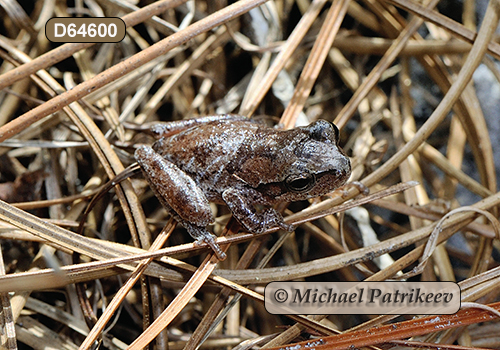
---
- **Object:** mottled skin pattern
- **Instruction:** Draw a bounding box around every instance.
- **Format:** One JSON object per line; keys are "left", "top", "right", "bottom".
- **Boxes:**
{"left": 135, "top": 115, "right": 351, "bottom": 260}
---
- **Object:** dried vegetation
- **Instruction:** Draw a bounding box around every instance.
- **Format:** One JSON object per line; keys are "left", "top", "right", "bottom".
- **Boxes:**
{"left": 0, "top": 0, "right": 500, "bottom": 349}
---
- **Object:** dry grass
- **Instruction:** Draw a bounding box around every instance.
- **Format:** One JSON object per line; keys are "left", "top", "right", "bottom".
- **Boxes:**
{"left": 1, "top": 0, "right": 500, "bottom": 349}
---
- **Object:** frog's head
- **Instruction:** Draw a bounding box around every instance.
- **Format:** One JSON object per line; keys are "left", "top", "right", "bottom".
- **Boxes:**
{"left": 277, "top": 119, "right": 351, "bottom": 201}
{"left": 233, "top": 119, "right": 351, "bottom": 203}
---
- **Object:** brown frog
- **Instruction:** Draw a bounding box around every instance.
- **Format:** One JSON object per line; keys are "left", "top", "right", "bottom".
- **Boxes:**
{"left": 135, "top": 115, "right": 351, "bottom": 259}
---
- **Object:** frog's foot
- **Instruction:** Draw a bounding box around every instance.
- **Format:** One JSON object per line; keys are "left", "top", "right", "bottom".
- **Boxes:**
{"left": 196, "top": 234, "right": 227, "bottom": 261}
{"left": 222, "top": 189, "right": 295, "bottom": 234}
{"left": 186, "top": 224, "right": 226, "bottom": 260}
{"left": 261, "top": 209, "right": 296, "bottom": 232}
{"left": 236, "top": 208, "right": 295, "bottom": 234}
{"left": 335, "top": 181, "right": 369, "bottom": 198}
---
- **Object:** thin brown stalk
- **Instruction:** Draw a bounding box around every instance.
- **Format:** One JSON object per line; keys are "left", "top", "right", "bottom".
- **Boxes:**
{"left": 0, "top": 0, "right": 270, "bottom": 142}
{"left": 280, "top": 0, "right": 351, "bottom": 128}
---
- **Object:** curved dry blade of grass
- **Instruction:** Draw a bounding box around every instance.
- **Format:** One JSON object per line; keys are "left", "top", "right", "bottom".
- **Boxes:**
{"left": 279, "top": 0, "right": 350, "bottom": 128}
{"left": 264, "top": 302, "right": 500, "bottom": 350}
{"left": 342, "top": 0, "right": 499, "bottom": 195}
{"left": 240, "top": 0, "right": 329, "bottom": 117}
{"left": 0, "top": 183, "right": 415, "bottom": 291}
{"left": 0, "top": 246, "right": 17, "bottom": 350}
{"left": 0, "top": 0, "right": 187, "bottom": 92}
{"left": 334, "top": 0, "right": 440, "bottom": 129}
{"left": 79, "top": 220, "right": 175, "bottom": 350}
{"left": 0, "top": 0, "right": 269, "bottom": 143}
{"left": 1, "top": 0, "right": 500, "bottom": 348}
{"left": 386, "top": 0, "right": 500, "bottom": 59}
{"left": 0, "top": 36, "right": 151, "bottom": 254}
{"left": 124, "top": 219, "right": 235, "bottom": 350}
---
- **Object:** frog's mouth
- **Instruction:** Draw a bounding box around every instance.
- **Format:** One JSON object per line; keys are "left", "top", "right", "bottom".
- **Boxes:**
{"left": 310, "top": 168, "right": 350, "bottom": 194}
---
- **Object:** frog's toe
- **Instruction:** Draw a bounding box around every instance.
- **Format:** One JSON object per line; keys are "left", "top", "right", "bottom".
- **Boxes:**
{"left": 280, "top": 222, "right": 296, "bottom": 232}
{"left": 193, "top": 235, "right": 226, "bottom": 260}
{"left": 203, "top": 235, "right": 227, "bottom": 260}
{"left": 260, "top": 208, "right": 295, "bottom": 233}
{"left": 186, "top": 224, "right": 226, "bottom": 260}
{"left": 335, "top": 181, "right": 369, "bottom": 197}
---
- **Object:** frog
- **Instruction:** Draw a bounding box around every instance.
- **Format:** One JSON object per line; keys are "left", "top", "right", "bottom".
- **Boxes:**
{"left": 135, "top": 115, "right": 351, "bottom": 260}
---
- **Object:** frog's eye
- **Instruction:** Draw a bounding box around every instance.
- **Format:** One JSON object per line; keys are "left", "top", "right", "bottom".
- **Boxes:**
{"left": 285, "top": 173, "right": 316, "bottom": 192}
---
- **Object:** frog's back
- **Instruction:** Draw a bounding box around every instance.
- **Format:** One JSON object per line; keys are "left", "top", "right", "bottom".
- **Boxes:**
{"left": 152, "top": 120, "right": 259, "bottom": 194}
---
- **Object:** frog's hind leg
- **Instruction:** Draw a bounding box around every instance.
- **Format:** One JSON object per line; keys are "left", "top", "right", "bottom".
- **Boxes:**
{"left": 135, "top": 145, "right": 226, "bottom": 260}
{"left": 135, "top": 145, "right": 213, "bottom": 226}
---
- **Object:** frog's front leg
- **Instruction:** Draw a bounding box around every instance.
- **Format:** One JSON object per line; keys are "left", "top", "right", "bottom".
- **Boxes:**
{"left": 135, "top": 145, "right": 226, "bottom": 260}
{"left": 222, "top": 188, "right": 295, "bottom": 234}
